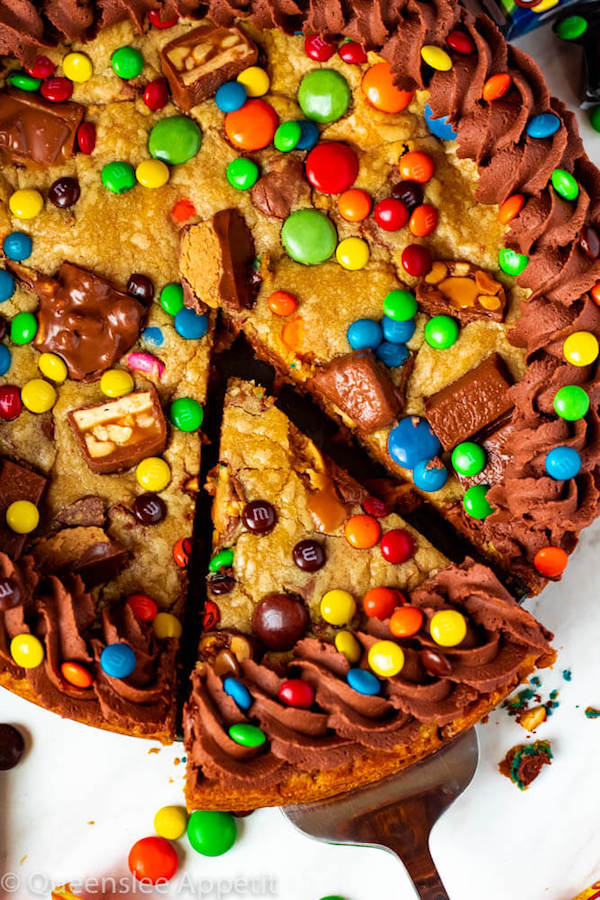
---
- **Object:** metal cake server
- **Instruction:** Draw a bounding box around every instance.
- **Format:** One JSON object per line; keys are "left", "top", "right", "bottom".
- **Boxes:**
{"left": 282, "top": 727, "right": 479, "bottom": 900}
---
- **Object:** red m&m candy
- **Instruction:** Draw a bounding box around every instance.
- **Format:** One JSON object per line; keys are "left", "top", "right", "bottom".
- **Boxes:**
{"left": 128, "top": 836, "right": 178, "bottom": 883}
{"left": 338, "top": 41, "right": 368, "bottom": 64}
{"left": 362, "top": 496, "right": 389, "bottom": 518}
{"left": 304, "top": 34, "right": 337, "bottom": 61}
{"left": 26, "top": 55, "right": 56, "bottom": 79}
{"left": 363, "top": 587, "right": 398, "bottom": 619}
{"left": 144, "top": 77, "right": 169, "bottom": 111}
{"left": 203, "top": 599, "right": 220, "bottom": 630}
{"left": 171, "top": 198, "right": 196, "bottom": 224}
{"left": 225, "top": 99, "right": 278, "bottom": 151}
{"left": 447, "top": 29, "right": 475, "bottom": 54}
{"left": 149, "top": 9, "right": 179, "bottom": 27}
{"left": 305, "top": 142, "right": 359, "bottom": 194}
{"left": 77, "top": 121, "right": 96, "bottom": 154}
{"left": 380, "top": 529, "right": 415, "bottom": 564}
{"left": 127, "top": 593, "right": 158, "bottom": 622}
{"left": 374, "top": 198, "right": 409, "bottom": 231}
{"left": 0, "top": 385, "right": 22, "bottom": 421}
{"left": 401, "top": 243, "right": 432, "bottom": 277}
{"left": 41, "top": 76, "right": 73, "bottom": 102}
{"left": 278, "top": 679, "right": 315, "bottom": 708}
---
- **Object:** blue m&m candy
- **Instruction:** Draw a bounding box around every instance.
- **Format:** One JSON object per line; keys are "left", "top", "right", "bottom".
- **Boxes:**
{"left": 413, "top": 458, "right": 448, "bottom": 492}
{"left": 388, "top": 416, "right": 441, "bottom": 470}
{"left": 347, "top": 668, "right": 380, "bottom": 696}
{"left": 526, "top": 113, "right": 560, "bottom": 139}
{"left": 382, "top": 315, "right": 415, "bottom": 344}
{"left": 215, "top": 81, "right": 247, "bottom": 112}
{"left": 545, "top": 446, "right": 581, "bottom": 480}
{"left": 0, "top": 345, "right": 11, "bottom": 375}
{"left": 223, "top": 677, "right": 252, "bottom": 710}
{"left": 143, "top": 326, "right": 164, "bottom": 347}
{"left": 0, "top": 269, "right": 15, "bottom": 302}
{"left": 296, "top": 120, "right": 320, "bottom": 150}
{"left": 100, "top": 643, "right": 136, "bottom": 679}
{"left": 3, "top": 232, "right": 32, "bottom": 261}
{"left": 174, "top": 308, "right": 208, "bottom": 340}
{"left": 424, "top": 103, "right": 458, "bottom": 141}
{"left": 376, "top": 341, "right": 409, "bottom": 368}
{"left": 347, "top": 318, "right": 383, "bottom": 350}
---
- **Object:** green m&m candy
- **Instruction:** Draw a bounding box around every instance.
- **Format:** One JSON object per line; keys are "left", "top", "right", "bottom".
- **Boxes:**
{"left": 383, "top": 288, "right": 417, "bottom": 321}
{"left": 160, "top": 282, "right": 184, "bottom": 315}
{"left": 589, "top": 105, "right": 600, "bottom": 134}
{"left": 7, "top": 71, "right": 41, "bottom": 91}
{"left": 229, "top": 722, "right": 266, "bottom": 747}
{"left": 187, "top": 810, "right": 237, "bottom": 857}
{"left": 452, "top": 441, "right": 486, "bottom": 477}
{"left": 111, "top": 46, "right": 144, "bottom": 79}
{"left": 424, "top": 314, "right": 459, "bottom": 349}
{"left": 555, "top": 15, "right": 588, "bottom": 41}
{"left": 226, "top": 157, "right": 259, "bottom": 190}
{"left": 554, "top": 384, "right": 589, "bottom": 421}
{"left": 101, "top": 161, "right": 136, "bottom": 194}
{"left": 274, "top": 121, "right": 301, "bottom": 152}
{"left": 499, "top": 247, "right": 528, "bottom": 276}
{"left": 170, "top": 397, "right": 204, "bottom": 431}
{"left": 281, "top": 209, "right": 337, "bottom": 265}
{"left": 10, "top": 311, "right": 37, "bottom": 345}
{"left": 149, "top": 116, "right": 202, "bottom": 166}
{"left": 463, "top": 484, "right": 494, "bottom": 519}
{"left": 551, "top": 169, "right": 579, "bottom": 201}
{"left": 209, "top": 548, "right": 234, "bottom": 572}
{"left": 298, "top": 69, "right": 351, "bottom": 123}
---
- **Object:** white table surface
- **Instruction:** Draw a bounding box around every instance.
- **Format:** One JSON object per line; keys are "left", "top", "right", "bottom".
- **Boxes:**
{"left": 3, "top": 21, "right": 600, "bottom": 900}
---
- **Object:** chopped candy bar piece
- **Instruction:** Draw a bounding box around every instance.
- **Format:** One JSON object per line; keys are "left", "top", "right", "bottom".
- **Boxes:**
{"left": 32, "top": 527, "right": 128, "bottom": 586}
{"left": 418, "top": 261, "right": 507, "bottom": 324}
{"left": 0, "top": 89, "right": 84, "bottom": 167}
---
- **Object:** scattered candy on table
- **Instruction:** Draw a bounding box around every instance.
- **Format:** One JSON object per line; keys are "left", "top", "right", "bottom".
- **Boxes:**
{"left": 174, "top": 308, "right": 208, "bottom": 340}
{"left": 380, "top": 528, "right": 415, "bottom": 564}
{"left": 128, "top": 836, "right": 178, "bottom": 883}
{"left": 3, "top": 232, "right": 32, "bottom": 260}
{"left": 226, "top": 157, "right": 259, "bottom": 190}
{"left": 463, "top": 484, "right": 494, "bottom": 519}
{"left": 225, "top": 99, "right": 278, "bottom": 150}
{"left": 187, "top": 810, "right": 237, "bottom": 857}
{"left": 0, "top": 723, "right": 25, "bottom": 770}
{"left": 237, "top": 65, "right": 270, "bottom": 97}
{"left": 21, "top": 378, "right": 56, "bottom": 413}
{"left": 305, "top": 142, "right": 358, "bottom": 194}
{"left": 6, "top": 499, "right": 39, "bottom": 533}
{"left": 136, "top": 159, "right": 170, "bottom": 189}
{"left": 334, "top": 630, "right": 361, "bottom": 663}
{"left": 136, "top": 457, "right": 171, "bottom": 491}
{"left": 9, "top": 188, "right": 43, "bottom": 219}
{"left": 62, "top": 51, "right": 93, "bottom": 82}
{"left": 112, "top": 46, "right": 144, "bottom": 80}
{"left": 368, "top": 639, "right": 405, "bottom": 676}
{"left": 336, "top": 237, "right": 369, "bottom": 269}
{"left": 430, "top": 609, "right": 467, "bottom": 646}
{"left": 347, "top": 667, "right": 380, "bottom": 695}
{"left": 154, "top": 806, "right": 188, "bottom": 840}
{"left": 0, "top": 269, "right": 15, "bottom": 302}
{"left": 153, "top": 612, "right": 182, "bottom": 639}
{"left": 388, "top": 417, "right": 441, "bottom": 469}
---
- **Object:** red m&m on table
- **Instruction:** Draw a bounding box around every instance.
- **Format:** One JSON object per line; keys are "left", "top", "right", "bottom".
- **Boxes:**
{"left": 41, "top": 76, "right": 73, "bottom": 102}
{"left": 128, "top": 836, "right": 178, "bottom": 883}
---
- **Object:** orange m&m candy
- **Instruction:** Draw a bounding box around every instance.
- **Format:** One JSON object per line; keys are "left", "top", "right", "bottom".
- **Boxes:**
{"left": 591, "top": 281, "right": 600, "bottom": 305}
{"left": 344, "top": 514, "right": 381, "bottom": 549}
{"left": 171, "top": 198, "right": 196, "bottom": 224}
{"left": 363, "top": 586, "right": 399, "bottom": 619}
{"left": 173, "top": 536, "right": 191, "bottom": 568}
{"left": 337, "top": 188, "right": 372, "bottom": 222}
{"left": 534, "top": 546, "right": 568, "bottom": 578}
{"left": 482, "top": 72, "right": 511, "bottom": 102}
{"left": 409, "top": 203, "right": 438, "bottom": 237}
{"left": 361, "top": 62, "right": 414, "bottom": 113}
{"left": 61, "top": 661, "right": 93, "bottom": 689}
{"left": 225, "top": 99, "right": 278, "bottom": 151}
{"left": 268, "top": 290, "right": 298, "bottom": 317}
{"left": 389, "top": 605, "right": 423, "bottom": 638}
{"left": 498, "top": 193, "right": 524, "bottom": 225}
{"left": 398, "top": 150, "right": 434, "bottom": 184}
{"left": 281, "top": 316, "right": 305, "bottom": 351}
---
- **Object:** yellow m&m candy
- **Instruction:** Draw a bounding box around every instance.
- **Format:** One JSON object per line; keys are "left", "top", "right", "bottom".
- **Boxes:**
{"left": 21, "top": 378, "right": 57, "bottom": 413}
{"left": 100, "top": 369, "right": 134, "bottom": 397}
{"left": 9, "top": 188, "right": 43, "bottom": 219}
{"left": 421, "top": 45, "right": 452, "bottom": 71}
{"left": 38, "top": 352, "right": 67, "bottom": 383}
{"left": 320, "top": 589, "right": 356, "bottom": 626}
{"left": 430, "top": 609, "right": 467, "bottom": 647}
{"left": 136, "top": 457, "right": 171, "bottom": 492}
{"left": 336, "top": 237, "right": 370, "bottom": 270}
{"left": 11, "top": 633, "right": 44, "bottom": 668}
{"left": 6, "top": 500, "right": 39, "bottom": 534}
{"left": 368, "top": 640, "right": 405, "bottom": 677}
{"left": 62, "top": 51, "right": 93, "bottom": 83}
{"left": 563, "top": 331, "right": 599, "bottom": 367}
{"left": 153, "top": 612, "right": 182, "bottom": 639}
{"left": 136, "top": 159, "right": 170, "bottom": 189}
{"left": 334, "top": 630, "right": 361, "bottom": 663}
{"left": 237, "top": 66, "right": 270, "bottom": 97}
{"left": 154, "top": 805, "right": 188, "bottom": 840}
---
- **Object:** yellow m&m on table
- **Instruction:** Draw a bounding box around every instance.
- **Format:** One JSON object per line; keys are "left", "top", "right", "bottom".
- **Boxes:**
{"left": 563, "top": 331, "right": 599, "bottom": 367}
{"left": 11, "top": 633, "right": 44, "bottom": 668}
{"left": 6, "top": 500, "right": 39, "bottom": 534}
{"left": 21, "top": 378, "right": 57, "bottom": 413}
{"left": 429, "top": 609, "right": 467, "bottom": 647}
{"left": 320, "top": 589, "right": 356, "bottom": 626}
{"left": 136, "top": 457, "right": 171, "bottom": 492}
{"left": 421, "top": 45, "right": 452, "bottom": 71}
{"left": 9, "top": 188, "right": 43, "bottom": 219}
{"left": 154, "top": 805, "right": 188, "bottom": 840}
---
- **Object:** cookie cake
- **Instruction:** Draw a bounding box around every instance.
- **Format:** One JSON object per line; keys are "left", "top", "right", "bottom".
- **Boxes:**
{"left": 0, "top": 0, "right": 595, "bottom": 809}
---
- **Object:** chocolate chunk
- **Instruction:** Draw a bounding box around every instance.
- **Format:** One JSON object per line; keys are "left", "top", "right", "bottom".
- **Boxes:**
{"left": 425, "top": 353, "right": 514, "bottom": 451}
{"left": 10, "top": 261, "right": 148, "bottom": 382}
{"left": 0, "top": 89, "right": 84, "bottom": 167}
{"left": 456, "top": 417, "right": 516, "bottom": 488}
{"left": 0, "top": 576, "right": 20, "bottom": 611}
{"left": 310, "top": 350, "right": 401, "bottom": 434}
{"left": 293, "top": 539, "right": 326, "bottom": 572}
{"left": 133, "top": 492, "right": 167, "bottom": 526}
{"left": 54, "top": 495, "right": 105, "bottom": 528}
{"left": 48, "top": 176, "right": 80, "bottom": 209}
{"left": 127, "top": 273, "right": 155, "bottom": 303}
{"left": 0, "top": 459, "right": 47, "bottom": 559}
{"left": 252, "top": 593, "right": 309, "bottom": 651}
{"left": 180, "top": 209, "right": 255, "bottom": 314}
{"left": 0, "top": 723, "right": 25, "bottom": 770}
{"left": 32, "top": 526, "right": 128, "bottom": 587}
{"left": 68, "top": 388, "right": 167, "bottom": 475}
{"left": 251, "top": 155, "right": 308, "bottom": 219}
{"left": 417, "top": 261, "right": 507, "bottom": 324}
{"left": 391, "top": 180, "right": 423, "bottom": 212}
{"left": 73, "top": 540, "right": 129, "bottom": 586}
{"left": 242, "top": 500, "right": 277, "bottom": 534}
{"left": 160, "top": 23, "right": 258, "bottom": 112}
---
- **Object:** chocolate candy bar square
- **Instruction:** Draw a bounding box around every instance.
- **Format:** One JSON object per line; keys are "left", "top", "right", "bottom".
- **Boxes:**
{"left": 425, "top": 353, "right": 513, "bottom": 450}
{"left": 0, "top": 459, "right": 47, "bottom": 558}
{"left": 160, "top": 23, "right": 258, "bottom": 112}
{"left": 417, "top": 261, "right": 507, "bottom": 324}
{"left": 68, "top": 388, "right": 167, "bottom": 475}
{"left": 0, "top": 89, "right": 84, "bottom": 167}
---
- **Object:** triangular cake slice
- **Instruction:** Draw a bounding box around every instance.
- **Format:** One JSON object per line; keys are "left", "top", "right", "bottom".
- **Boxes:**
{"left": 183, "top": 380, "right": 554, "bottom": 810}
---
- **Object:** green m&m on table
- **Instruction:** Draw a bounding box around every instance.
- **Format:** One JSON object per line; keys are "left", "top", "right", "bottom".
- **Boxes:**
{"left": 274, "top": 121, "right": 302, "bottom": 152}
{"left": 7, "top": 71, "right": 41, "bottom": 91}
{"left": 209, "top": 548, "right": 234, "bottom": 572}
{"left": 281, "top": 209, "right": 337, "bottom": 265}
{"left": 298, "top": 69, "right": 351, "bottom": 123}
{"left": 551, "top": 168, "right": 579, "bottom": 201}
{"left": 229, "top": 722, "right": 266, "bottom": 747}
{"left": 187, "top": 810, "right": 237, "bottom": 857}
{"left": 149, "top": 116, "right": 202, "bottom": 166}
{"left": 499, "top": 247, "right": 528, "bottom": 276}
{"left": 424, "top": 314, "right": 459, "bottom": 349}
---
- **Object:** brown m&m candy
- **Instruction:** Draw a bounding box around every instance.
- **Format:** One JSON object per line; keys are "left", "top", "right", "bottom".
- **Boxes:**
{"left": 133, "top": 492, "right": 167, "bottom": 525}
{"left": 0, "top": 577, "right": 20, "bottom": 611}
{"left": 420, "top": 648, "right": 452, "bottom": 677}
{"left": 242, "top": 500, "right": 277, "bottom": 534}
{"left": 0, "top": 723, "right": 25, "bottom": 770}
{"left": 127, "top": 273, "right": 155, "bottom": 302}
{"left": 252, "top": 593, "right": 309, "bottom": 651}
{"left": 207, "top": 573, "right": 236, "bottom": 595}
{"left": 48, "top": 176, "right": 80, "bottom": 209}
{"left": 293, "top": 539, "right": 326, "bottom": 572}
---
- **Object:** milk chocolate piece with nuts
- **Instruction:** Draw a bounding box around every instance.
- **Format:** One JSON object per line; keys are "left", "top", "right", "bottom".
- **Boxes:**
{"left": 68, "top": 388, "right": 167, "bottom": 475}
{"left": 160, "top": 23, "right": 258, "bottom": 112}
{"left": 0, "top": 89, "right": 84, "bottom": 167}
{"left": 425, "top": 353, "right": 514, "bottom": 450}
{"left": 180, "top": 209, "right": 255, "bottom": 314}
{"left": 417, "top": 261, "right": 507, "bottom": 324}
{"left": 310, "top": 350, "right": 401, "bottom": 434}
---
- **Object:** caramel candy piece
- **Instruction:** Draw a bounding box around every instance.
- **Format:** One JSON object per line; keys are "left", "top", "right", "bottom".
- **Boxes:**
{"left": 68, "top": 388, "right": 167, "bottom": 475}
{"left": 160, "top": 23, "right": 258, "bottom": 112}
{"left": 425, "top": 353, "right": 514, "bottom": 450}
{"left": 0, "top": 89, "right": 84, "bottom": 167}
{"left": 251, "top": 155, "right": 309, "bottom": 219}
{"left": 180, "top": 209, "right": 255, "bottom": 314}
{"left": 0, "top": 459, "right": 47, "bottom": 558}
{"left": 310, "top": 350, "right": 401, "bottom": 434}
{"left": 418, "top": 261, "right": 507, "bottom": 324}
